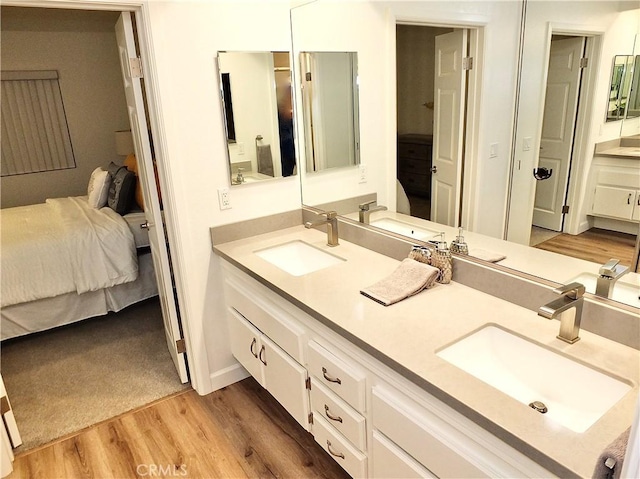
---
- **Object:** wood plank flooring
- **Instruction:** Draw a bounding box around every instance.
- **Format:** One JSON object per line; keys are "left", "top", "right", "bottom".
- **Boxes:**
{"left": 8, "top": 378, "right": 351, "bottom": 479}
{"left": 534, "top": 228, "right": 637, "bottom": 266}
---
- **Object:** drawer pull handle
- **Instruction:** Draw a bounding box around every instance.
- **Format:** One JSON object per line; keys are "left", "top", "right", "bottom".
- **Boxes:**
{"left": 324, "top": 405, "right": 343, "bottom": 423}
{"left": 628, "top": 193, "right": 632, "bottom": 205}
{"left": 322, "top": 367, "right": 342, "bottom": 384}
{"left": 326, "top": 440, "right": 345, "bottom": 459}
{"left": 259, "top": 345, "right": 267, "bottom": 366}
{"left": 250, "top": 338, "right": 258, "bottom": 358}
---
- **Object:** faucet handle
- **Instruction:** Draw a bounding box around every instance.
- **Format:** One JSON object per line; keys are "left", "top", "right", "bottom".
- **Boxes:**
{"left": 358, "top": 200, "right": 376, "bottom": 211}
{"left": 599, "top": 259, "right": 621, "bottom": 277}
{"left": 553, "top": 282, "right": 585, "bottom": 299}
{"left": 318, "top": 210, "right": 337, "bottom": 219}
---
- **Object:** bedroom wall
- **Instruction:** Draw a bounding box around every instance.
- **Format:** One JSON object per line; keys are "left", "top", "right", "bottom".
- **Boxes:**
{"left": 0, "top": 8, "right": 130, "bottom": 208}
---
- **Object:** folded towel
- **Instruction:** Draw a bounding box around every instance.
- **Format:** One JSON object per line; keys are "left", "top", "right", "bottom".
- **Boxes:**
{"left": 360, "top": 258, "right": 440, "bottom": 306}
{"left": 257, "top": 144, "right": 274, "bottom": 177}
{"left": 470, "top": 248, "right": 506, "bottom": 263}
{"left": 592, "top": 428, "right": 630, "bottom": 479}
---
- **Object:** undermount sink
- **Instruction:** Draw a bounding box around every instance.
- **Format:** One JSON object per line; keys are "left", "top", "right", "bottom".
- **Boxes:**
{"left": 254, "top": 240, "right": 345, "bottom": 276}
{"left": 369, "top": 218, "right": 440, "bottom": 241}
{"left": 437, "top": 325, "right": 632, "bottom": 433}
{"left": 566, "top": 272, "right": 640, "bottom": 308}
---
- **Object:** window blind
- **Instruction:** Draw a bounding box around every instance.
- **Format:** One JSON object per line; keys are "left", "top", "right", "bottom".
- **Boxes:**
{"left": 1, "top": 70, "right": 76, "bottom": 176}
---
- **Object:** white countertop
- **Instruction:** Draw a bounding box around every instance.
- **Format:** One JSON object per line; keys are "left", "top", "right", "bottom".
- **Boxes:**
{"left": 214, "top": 225, "right": 639, "bottom": 478}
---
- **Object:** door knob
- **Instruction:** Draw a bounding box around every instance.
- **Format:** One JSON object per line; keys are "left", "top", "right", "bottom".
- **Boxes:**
{"left": 430, "top": 165, "right": 438, "bottom": 174}
{"left": 140, "top": 221, "right": 152, "bottom": 229}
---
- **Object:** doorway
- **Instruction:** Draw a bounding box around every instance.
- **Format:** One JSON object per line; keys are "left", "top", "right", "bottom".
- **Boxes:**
{"left": 0, "top": 4, "right": 188, "bottom": 454}
{"left": 396, "top": 24, "right": 474, "bottom": 227}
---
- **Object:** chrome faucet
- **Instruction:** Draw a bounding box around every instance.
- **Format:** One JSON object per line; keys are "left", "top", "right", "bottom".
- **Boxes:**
{"left": 358, "top": 200, "right": 387, "bottom": 224}
{"left": 595, "top": 259, "right": 629, "bottom": 299}
{"left": 538, "top": 282, "right": 585, "bottom": 344}
{"left": 305, "top": 210, "right": 339, "bottom": 247}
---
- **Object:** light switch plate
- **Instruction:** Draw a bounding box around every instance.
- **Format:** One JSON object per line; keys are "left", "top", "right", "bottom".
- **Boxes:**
{"left": 359, "top": 164, "right": 367, "bottom": 183}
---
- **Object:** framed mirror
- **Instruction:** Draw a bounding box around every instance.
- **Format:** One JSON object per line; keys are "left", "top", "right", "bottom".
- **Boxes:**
{"left": 216, "top": 51, "right": 297, "bottom": 185}
{"left": 291, "top": 1, "right": 640, "bottom": 310}
{"left": 606, "top": 54, "right": 635, "bottom": 122}
{"left": 625, "top": 55, "right": 640, "bottom": 119}
{"left": 299, "top": 51, "right": 360, "bottom": 172}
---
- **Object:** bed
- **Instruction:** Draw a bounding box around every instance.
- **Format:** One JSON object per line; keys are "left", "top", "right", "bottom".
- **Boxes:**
{"left": 1, "top": 195, "right": 158, "bottom": 341}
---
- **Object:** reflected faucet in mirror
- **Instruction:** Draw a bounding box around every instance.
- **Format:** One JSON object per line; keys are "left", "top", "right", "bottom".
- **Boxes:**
{"left": 596, "top": 259, "right": 630, "bottom": 299}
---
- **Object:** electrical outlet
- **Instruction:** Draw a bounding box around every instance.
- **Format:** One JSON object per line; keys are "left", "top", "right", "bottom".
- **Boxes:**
{"left": 359, "top": 164, "right": 367, "bottom": 183}
{"left": 217, "top": 187, "right": 231, "bottom": 210}
{"left": 523, "top": 137, "right": 532, "bottom": 151}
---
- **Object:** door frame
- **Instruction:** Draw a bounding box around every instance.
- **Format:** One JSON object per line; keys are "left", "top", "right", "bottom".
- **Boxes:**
{"left": 392, "top": 18, "right": 483, "bottom": 231}
{"left": 2, "top": 0, "right": 206, "bottom": 392}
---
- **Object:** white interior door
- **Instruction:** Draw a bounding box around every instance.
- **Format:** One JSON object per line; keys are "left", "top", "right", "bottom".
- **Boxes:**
{"left": 1, "top": 374, "right": 22, "bottom": 478}
{"left": 115, "top": 13, "right": 188, "bottom": 383}
{"left": 532, "top": 37, "right": 585, "bottom": 231}
{"left": 432, "top": 30, "right": 466, "bottom": 226}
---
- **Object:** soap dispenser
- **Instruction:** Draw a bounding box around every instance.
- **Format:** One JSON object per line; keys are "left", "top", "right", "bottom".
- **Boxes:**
{"left": 431, "top": 232, "right": 452, "bottom": 284}
{"left": 450, "top": 227, "right": 469, "bottom": 255}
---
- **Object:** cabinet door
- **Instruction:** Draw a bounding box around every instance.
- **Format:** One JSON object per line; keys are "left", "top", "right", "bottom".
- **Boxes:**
{"left": 262, "top": 335, "right": 311, "bottom": 431}
{"left": 633, "top": 191, "right": 640, "bottom": 222}
{"left": 228, "top": 308, "right": 265, "bottom": 387}
{"left": 372, "top": 431, "right": 436, "bottom": 479}
{"left": 592, "top": 185, "right": 636, "bottom": 220}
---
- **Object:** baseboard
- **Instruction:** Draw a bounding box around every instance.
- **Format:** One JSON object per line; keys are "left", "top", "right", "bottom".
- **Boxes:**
{"left": 208, "top": 362, "right": 250, "bottom": 393}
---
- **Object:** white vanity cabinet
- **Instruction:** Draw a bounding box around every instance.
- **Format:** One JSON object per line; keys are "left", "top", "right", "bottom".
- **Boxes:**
{"left": 221, "top": 261, "right": 554, "bottom": 478}
{"left": 589, "top": 158, "right": 640, "bottom": 223}
{"left": 225, "top": 275, "right": 310, "bottom": 431}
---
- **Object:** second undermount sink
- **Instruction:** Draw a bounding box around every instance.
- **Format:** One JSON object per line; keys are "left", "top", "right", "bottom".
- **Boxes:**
{"left": 369, "top": 218, "right": 440, "bottom": 241}
{"left": 437, "top": 325, "right": 632, "bottom": 433}
{"left": 254, "top": 240, "right": 345, "bottom": 277}
{"left": 565, "top": 272, "right": 640, "bottom": 308}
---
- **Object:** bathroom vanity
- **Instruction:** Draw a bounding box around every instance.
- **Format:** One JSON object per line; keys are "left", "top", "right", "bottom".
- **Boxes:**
{"left": 213, "top": 225, "right": 639, "bottom": 479}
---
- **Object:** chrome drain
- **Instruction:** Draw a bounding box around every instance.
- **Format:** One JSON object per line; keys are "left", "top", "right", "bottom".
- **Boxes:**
{"left": 529, "top": 401, "right": 548, "bottom": 414}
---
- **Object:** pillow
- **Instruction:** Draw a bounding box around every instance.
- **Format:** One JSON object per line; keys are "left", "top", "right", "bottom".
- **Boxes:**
{"left": 107, "top": 162, "right": 137, "bottom": 215}
{"left": 87, "top": 167, "right": 111, "bottom": 208}
{"left": 123, "top": 154, "right": 145, "bottom": 210}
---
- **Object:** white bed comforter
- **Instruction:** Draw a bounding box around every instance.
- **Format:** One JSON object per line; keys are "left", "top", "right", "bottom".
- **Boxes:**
{"left": 1, "top": 196, "right": 138, "bottom": 307}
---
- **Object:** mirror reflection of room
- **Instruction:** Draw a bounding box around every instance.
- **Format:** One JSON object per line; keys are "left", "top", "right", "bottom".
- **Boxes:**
{"left": 217, "top": 51, "right": 297, "bottom": 185}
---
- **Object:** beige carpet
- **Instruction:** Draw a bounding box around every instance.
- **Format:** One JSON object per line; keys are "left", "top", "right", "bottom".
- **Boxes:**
{"left": 0, "top": 298, "right": 189, "bottom": 452}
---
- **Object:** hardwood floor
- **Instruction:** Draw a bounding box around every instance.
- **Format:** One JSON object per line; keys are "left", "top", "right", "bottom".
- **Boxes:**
{"left": 8, "top": 378, "right": 351, "bottom": 479}
{"left": 534, "top": 228, "right": 637, "bottom": 265}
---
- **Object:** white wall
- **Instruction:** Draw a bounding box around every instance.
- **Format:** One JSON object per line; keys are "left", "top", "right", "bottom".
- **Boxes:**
{"left": 144, "top": 1, "right": 301, "bottom": 393}
{"left": 1, "top": 8, "right": 129, "bottom": 208}
{"left": 507, "top": 2, "right": 639, "bottom": 244}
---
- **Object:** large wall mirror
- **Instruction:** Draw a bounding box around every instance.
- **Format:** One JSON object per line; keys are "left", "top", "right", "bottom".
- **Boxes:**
{"left": 291, "top": 1, "right": 640, "bottom": 310}
{"left": 216, "top": 51, "right": 297, "bottom": 185}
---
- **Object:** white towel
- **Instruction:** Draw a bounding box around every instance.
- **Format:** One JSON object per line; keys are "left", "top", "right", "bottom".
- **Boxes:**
{"left": 360, "top": 258, "right": 440, "bottom": 306}
{"left": 470, "top": 248, "right": 506, "bottom": 263}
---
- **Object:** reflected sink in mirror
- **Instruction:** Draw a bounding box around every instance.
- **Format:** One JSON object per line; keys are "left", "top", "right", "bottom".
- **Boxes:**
{"left": 254, "top": 240, "right": 345, "bottom": 276}
{"left": 437, "top": 325, "right": 632, "bottom": 433}
{"left": 369, "top": 218, "right": 440, "bottom": 241}
{"left": 566, "top": 273, "right": 640, "bottom": 308}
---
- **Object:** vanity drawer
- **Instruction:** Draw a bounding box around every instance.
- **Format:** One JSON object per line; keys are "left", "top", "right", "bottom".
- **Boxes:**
{"left": 310, "top": 377, "right": 366, "bottom": 450}
{"left": 372, "top": 386, "right": 488, "bottom": 479}
{"left": 312, "top": 414, "right": 367, "bottom": 478}
{"left": 371, "top": 430, "right": 436, "bottom": 479}
{"left": 308, "top": 340, "right": 366, "bottom": 412}
{"left": 225, "top": 277, "right": 305, "bottom": 363}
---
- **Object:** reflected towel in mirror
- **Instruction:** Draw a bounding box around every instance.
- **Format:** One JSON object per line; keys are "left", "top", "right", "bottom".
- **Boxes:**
{"left": 360, "top": 258, "right": 439, "bottom": 306}
{"left": 469, "top": 248, "right": 506, "bottom": 263}
{"left": 592, "top": 427, "right": 630, "bottom": 479}
{"left": 257, "top": 144, "right": 274, "bottom": 177}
